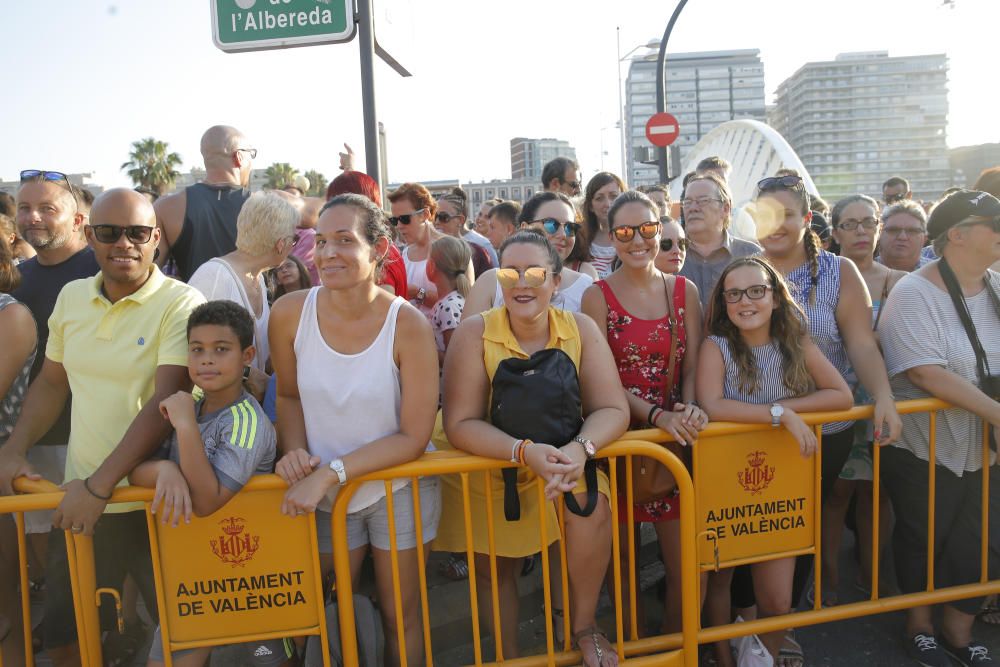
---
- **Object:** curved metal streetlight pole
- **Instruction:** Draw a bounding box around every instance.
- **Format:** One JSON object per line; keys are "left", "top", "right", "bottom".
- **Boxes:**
{"left": 655, "top": 0, "right": 690, "bottom": 184}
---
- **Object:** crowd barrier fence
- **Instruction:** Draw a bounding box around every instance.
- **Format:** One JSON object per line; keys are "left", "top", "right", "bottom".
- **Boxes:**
{"left": 1, "top": 398, "right": 997, "bottom": 666}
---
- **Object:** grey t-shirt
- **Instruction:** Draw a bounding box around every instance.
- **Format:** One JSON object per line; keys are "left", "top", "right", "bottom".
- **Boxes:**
{"left": 880, "top": 271, "right": 1000, "bottom": 476}
{"left": 158, "top": 391, "right": 276, "bottom": 491}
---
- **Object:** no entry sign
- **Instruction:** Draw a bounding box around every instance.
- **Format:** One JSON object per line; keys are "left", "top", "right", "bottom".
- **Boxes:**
{"left": 645, "top": 112, "right": 680, "bottom": 147}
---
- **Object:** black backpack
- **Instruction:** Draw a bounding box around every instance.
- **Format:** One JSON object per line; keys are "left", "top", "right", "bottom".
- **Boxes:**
{"left": 490, "top": 348, "right": 598, "bottom": 520}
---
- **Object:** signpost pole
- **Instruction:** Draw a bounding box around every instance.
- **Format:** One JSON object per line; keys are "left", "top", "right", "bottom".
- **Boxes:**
{"left": 654, "top": 0, "right": 690, "bottom": 184}
{"left": 357, "top": 0, "right": 382, "bottom": 185}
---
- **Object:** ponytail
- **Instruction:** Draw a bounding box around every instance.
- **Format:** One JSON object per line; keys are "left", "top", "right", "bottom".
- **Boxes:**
{"left": 430, "top": 236, "right": 472, "bottom": 298}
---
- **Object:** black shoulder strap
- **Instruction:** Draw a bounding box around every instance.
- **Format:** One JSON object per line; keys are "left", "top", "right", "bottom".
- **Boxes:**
{"left": 938, "top": 257, "right": 1000, "bottom": 384}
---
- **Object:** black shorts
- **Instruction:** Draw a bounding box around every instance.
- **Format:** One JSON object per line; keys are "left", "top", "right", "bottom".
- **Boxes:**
{"left": 43, "top": 510, "right": 158, "bottom": 649}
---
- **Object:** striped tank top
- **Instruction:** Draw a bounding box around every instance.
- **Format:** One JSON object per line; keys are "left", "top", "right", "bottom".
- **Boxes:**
{"left": 709, "top": 335, "right": 794, "bottom": 405}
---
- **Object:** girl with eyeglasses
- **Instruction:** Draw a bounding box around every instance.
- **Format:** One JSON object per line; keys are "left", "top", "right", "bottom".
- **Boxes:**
{"left": 462, "top": 192, "right": 595, "bottom": 317}
{"left": 440, "top": 230, "right": 629, "bottom": 666}
{"left": 754, "top": 174, "right": 902, "bottom": 665}
{"left": 581, "top": 172, "right": 626, "bottom": 279}
{"left": 822, "top": 195, "right": 905, "bottom": 603}
{"left": 581, "top": 190, "right": 706, "bottom": 638}
{"left": 697, "top": 257, "right": 853, "bottom": 665}
{"left": 387, "top": 183, "right": 473, "bottom": 319}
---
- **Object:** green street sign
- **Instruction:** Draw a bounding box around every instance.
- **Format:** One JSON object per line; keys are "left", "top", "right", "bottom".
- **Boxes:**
{"left": 211, "top": 0, "right": 356, "bottom": 53}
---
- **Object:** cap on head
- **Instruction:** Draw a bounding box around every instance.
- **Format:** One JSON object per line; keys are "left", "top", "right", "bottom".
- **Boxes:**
{"left": 927, "top": 189, "right": 1000, "bottom": 240}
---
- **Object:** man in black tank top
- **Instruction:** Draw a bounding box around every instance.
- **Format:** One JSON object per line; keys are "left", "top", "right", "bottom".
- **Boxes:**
{"left": 154, "top": 125, "right": 254, "bottom": 281}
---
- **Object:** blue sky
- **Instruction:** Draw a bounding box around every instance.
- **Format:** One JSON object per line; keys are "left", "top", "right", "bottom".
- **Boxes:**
{"left": 4, "top": 0, "right": 998, "bottom": 188}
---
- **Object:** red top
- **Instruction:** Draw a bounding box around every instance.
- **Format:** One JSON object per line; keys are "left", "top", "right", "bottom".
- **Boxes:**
{"left": 380, "top": 245, "right": 408, "bottom": 298}
{"left": 597, "top": 275, "right": 687, "bottom": 426}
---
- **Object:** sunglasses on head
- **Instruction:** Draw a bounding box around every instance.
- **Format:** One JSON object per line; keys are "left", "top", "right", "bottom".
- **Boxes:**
{"left": 611, "top": 221, "right": 660, "bottom": 243}
{"left": 529, "top": 218, "right": 580, "bottom": 237}
{"left": 757, "top": 175, "right": 803, "bottom": 191}
{"left": 435, "top": 211, "right": 463, "bottom": 224}
{"left": 659, "top": 237, "right": 689, "bottom": 252}
{"left": 496, "top": 266, "right": 548, "bottom": 289}
{"left": 20, "top": 169, "right": 75, "bottom": 194}
{"left": 722, "top": 284, "right": 772, "bottom": 304}
{"left": 387, "top": 208, "right": 426, "bottom": 226}
{"left": 89, "top": 224, "right": 155, "bottom": 245}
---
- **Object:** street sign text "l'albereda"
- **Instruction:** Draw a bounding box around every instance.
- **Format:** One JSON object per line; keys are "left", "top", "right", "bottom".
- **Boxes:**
{"left": 211, "top": 0, "right": 356, "bottom": 53}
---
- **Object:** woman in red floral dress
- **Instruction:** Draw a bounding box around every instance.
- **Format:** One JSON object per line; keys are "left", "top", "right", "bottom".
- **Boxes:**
{"left": 582, "top": 191, "right": 706, "bottom": 636}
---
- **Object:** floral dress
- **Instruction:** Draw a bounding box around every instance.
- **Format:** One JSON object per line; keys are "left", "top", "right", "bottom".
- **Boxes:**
{"left": 597, "top": 276, "right": 687, "bottom": 522}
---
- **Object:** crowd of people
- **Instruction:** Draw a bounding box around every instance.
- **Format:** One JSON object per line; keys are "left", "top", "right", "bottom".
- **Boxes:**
{"left": 0, "top": 123, "right": 999, "bottom": 667}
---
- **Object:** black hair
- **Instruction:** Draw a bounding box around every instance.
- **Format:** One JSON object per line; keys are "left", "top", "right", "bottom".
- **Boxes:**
{"left": 608, "top": 190, "right": 658, "bottom": 229}
{"left": 882, "top": 176, "right": 910, "bottom": 192}
{"left": 541, "top": 157, "right": 579, "bottom": 190}
{"left": 320, "top": 193, "right": 392, "bottom": 276}
{"left": 498, "top": 229, "right": 563, "bottom": 275}
{"left": 518, "top": 191, "right": 575, "bottom": 225}
{"left": 187, "top": 301, "right": 255, "bottom": 350}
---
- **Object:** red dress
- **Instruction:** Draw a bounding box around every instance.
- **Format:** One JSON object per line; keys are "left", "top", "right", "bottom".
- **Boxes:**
{"left": 379, "top": 245, "right": 408, "bottom": 298}
{"left": 597, "top": 276, "right": 687, "bottom": 523}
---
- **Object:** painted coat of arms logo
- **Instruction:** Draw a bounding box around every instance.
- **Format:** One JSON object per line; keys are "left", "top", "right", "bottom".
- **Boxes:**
{"left": 737, "top": 450, "right": 775, "bottom": 496}
{"left": 210, "top": 517, "right": 260, "bottom": 567}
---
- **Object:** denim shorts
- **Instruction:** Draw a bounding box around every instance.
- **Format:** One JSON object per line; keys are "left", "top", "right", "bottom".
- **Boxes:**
{"left": 315, "top": 476, "right": 440, "bottom": 553}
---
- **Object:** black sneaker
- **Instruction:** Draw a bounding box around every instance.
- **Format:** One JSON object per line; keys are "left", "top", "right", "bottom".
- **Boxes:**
{"left": 906, "top": 633, "right": 951, "bottom": 667}
{"left": 942, "top": 639, "right": 994, "bottom": 665}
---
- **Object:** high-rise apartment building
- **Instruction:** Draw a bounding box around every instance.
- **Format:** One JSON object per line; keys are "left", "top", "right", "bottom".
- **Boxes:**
{"left": 510, "top": 138, "right": 576, "bottom": 182}
{"left": 769, "top": 51, "right": 950, "bottom": 201}
{"left": 625, "top": 49, "right": 766, "bottom": 188}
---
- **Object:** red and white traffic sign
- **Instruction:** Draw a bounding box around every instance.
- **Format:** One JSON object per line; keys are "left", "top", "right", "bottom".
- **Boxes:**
{"left": 645, "top": 112, "right": 680, "bottom": 147}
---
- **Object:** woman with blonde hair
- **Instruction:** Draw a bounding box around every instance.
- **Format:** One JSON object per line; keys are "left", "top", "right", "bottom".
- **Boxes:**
{"left": 428, "top": 236, "right": 472, "bottom": 361}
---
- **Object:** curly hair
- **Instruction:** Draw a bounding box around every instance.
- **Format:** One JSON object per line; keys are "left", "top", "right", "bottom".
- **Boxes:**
{"left": 706, "top": 257, "right": 812, "bottom": 396}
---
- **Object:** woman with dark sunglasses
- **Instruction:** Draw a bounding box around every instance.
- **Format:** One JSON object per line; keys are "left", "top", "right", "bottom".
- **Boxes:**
{"left": 435, "top": 188, "right": 496, "bottom": 278}
{"left": 462, "top": 192, "right": 595, "bottom": 317}
{"left": 654, "top": 218, "right": 688, "bottom": 276}
{"left": 581, "top": 191, "right": 706, "bottom": 638}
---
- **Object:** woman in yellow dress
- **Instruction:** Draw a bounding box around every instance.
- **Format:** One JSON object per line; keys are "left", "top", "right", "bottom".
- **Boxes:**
{"left": 440, "top": 230, "right": 629, "bottom": 666}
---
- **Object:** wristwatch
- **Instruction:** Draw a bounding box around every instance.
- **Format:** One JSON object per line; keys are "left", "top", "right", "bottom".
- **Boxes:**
{"left": 329, "top": 458, "right": 347, "bottom": 485}
{"left": 769, "top": 403, "right": 784, "bottom": 428}
{"left": 415, "top": 287, "right": 427, "bottom": 304}
{"left": 573, "top": 435, "right": 596, "bottom": 459}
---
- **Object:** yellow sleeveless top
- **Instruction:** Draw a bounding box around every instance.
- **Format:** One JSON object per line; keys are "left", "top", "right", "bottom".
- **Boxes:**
{"left": 482, "top": 305, "right": 582, "bottom": 386}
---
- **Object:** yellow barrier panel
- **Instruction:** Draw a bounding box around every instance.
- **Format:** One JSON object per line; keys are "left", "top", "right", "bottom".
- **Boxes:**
{"left": 694, "top": 429, "right": 817, "bottom": 570}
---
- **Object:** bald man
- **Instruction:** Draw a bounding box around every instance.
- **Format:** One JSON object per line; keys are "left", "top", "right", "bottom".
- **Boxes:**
{"left": 154, "top": 125, "right": 255, "bottom": 281}
{"left": 0, "top": 189, "right": 204, "bottom": 666}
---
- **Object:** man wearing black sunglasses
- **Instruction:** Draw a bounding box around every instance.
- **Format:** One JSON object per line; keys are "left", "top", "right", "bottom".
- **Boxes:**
{"left": 0, "top": 189, "right": 204, "bottom": 665}
{"left": 542, "top": 156, "right": 582, "bottom": 197}
{"left": 153, "top": 125, "right": 254, "bottom": 281}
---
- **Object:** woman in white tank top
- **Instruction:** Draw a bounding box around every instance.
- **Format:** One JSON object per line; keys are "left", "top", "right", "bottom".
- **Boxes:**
{"left": 270, "top": 194, "right": 440, "bottom": 667}
{"left": 460, "top": 192, "right": 596, "bottom": 318}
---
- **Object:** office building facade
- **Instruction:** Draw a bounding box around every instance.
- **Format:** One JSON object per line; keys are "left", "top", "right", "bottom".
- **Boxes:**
{"left": 510, "top": 138, "right": 576, "bottom": 182}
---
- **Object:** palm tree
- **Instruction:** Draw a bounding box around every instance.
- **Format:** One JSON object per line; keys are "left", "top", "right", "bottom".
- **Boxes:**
{"left": 121, "top": 138, "right": 182, "bottom": 196}
{"left": 303, "top": 170, "right": 327, "bottom": 197}
{"left": 265, "top": 163, "right": 299, "bottom": 190}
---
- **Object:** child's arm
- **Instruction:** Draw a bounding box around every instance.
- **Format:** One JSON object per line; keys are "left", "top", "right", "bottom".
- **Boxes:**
{"left": 129, "top": 459, "right": 192, "bottom": 527}
{"left": 160, "top": 391, "right": 236, "bottom": 517}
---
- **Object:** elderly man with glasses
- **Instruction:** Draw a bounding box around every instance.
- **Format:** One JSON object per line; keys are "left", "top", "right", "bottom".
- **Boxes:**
{"left": 0, "top": 188, "right": 204, "bottom": 667}
{"left": 154, "top": 125, "right": 256, "bottom": 281}
{"left": 877, "top": 200, "right": 933, "bottom": 273}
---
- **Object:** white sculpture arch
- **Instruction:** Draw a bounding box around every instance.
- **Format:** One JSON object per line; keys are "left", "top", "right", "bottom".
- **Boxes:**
{"left": 669, "top": 119, "right": 817, "bottom": 208}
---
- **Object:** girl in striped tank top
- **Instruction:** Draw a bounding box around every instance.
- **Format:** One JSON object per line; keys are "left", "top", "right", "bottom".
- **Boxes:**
{"left": 697, "top": 257, "right": 852, "bottom": 665}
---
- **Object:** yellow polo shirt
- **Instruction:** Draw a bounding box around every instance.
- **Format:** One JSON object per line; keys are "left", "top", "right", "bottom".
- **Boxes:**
{"left": 46, "top": 266, "right": 204, "bottom": 511}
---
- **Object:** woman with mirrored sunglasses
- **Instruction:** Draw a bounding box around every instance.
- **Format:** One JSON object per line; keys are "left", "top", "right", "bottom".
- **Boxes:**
{"left": 440, "top": 230, "right": 629, "bottom": 666}
{"left": 462, "top": 192, "right": 596, "bottom": 318}
{"left": 581, "top": 191, "right": 706, "bottom": 638}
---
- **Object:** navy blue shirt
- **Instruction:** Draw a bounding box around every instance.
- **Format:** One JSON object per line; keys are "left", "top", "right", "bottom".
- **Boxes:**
{"left": 12, "top": 247, "right": 100, "bottom": 445}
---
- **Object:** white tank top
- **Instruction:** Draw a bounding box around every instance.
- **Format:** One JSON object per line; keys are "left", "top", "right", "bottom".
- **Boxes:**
{"left": 403, "top": 246, "right": 434, "bottom": 319}
{"left": 293, "top": 288, "right": 409, "bottom": 512}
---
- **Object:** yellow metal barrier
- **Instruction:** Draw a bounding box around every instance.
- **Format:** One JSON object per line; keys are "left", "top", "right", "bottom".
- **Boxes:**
{"left": 2, "top": 397, "right": 997, "bottom": 666}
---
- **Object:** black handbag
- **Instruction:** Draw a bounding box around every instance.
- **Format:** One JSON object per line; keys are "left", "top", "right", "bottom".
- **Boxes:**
{"left": 490, "top": 348, "right": 598, "bottom": 520}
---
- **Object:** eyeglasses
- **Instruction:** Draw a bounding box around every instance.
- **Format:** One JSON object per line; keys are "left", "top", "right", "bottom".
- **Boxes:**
{"left": 496, "top": 266, "right": 548, "bottom": 289}
{"left": 611, "top": 222, "right": 660, "bottom": 243}
{"left": 435, "top": 211, "right": 464, "bottom": 224}
{"left": 387, "top": 209, "right": 426, "bottom": 226}
{"left": 882, "top": 225, "right": 925, "bottom": 238}
{"left": 836, "top": 217, "right": 879, "bottom": 232}
{"left": 563, "top": 180, "right": 582, "bottom": 191}
{"left": 529, "top": 218, "right": 581, "bottom": 237}
{"left": 884, "top": 193, "right": 906, "bottom": 204}
{"left": 680, "top": 197, "right": 723, "bottom": 209}
{"left": 89, "top": 224, "right": 155, "bottom": 245}
{"left": 235, "top": 148, "right": 257, "bottom": 159}
{"left": 757, "top": 175, "right": 803, "bottom": 191}
{"left": 660, "top": 237, "right": 689, "bottom": 253}
{"left": 722, "top": 284, "right": 772, "bottom": 304}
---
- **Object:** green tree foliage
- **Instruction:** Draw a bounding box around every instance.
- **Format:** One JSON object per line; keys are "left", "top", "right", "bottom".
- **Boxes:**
{"left": 303, "top": 170, "right": 327, "bottom": 197}
{"left": 265, "top": 162, "right": 299, "bottom": 190}
{"left": 120, "top": 137, "right": 182, "bottom": 195}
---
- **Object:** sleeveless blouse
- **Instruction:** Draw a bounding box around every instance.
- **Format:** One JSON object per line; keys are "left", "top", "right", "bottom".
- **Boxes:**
{"left": 786, "top": 250, "right": 853, "bottom": 434}
{"left": 709, "top": 336, "right": 794, "bottom": 405}
{"left": 293, "top": 289, "right": 409, "bottom": 512}
{"left": 597, "top": 276, "right": 687, "bottom": 421}
{"left": 0, "top": 295, "right": 36, "bottom": 444}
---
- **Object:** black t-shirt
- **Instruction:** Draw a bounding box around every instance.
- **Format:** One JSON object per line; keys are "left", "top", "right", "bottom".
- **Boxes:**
{"left": 11, "top": 248, "right": 100, "bottom": 445}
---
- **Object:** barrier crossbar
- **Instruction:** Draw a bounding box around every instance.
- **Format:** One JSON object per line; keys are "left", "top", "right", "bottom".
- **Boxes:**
{"left": 2, "top": 397, "right": 998, "bottom": 666}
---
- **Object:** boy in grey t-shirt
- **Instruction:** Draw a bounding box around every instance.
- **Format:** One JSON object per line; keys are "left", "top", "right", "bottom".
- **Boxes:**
{"left": 129, "top": 301, "right": 289, "bottom": 667}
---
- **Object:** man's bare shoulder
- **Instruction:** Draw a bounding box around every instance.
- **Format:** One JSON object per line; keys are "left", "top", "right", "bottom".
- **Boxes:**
{"left": 153, "top": 189, "right": 187, "bottom": 227}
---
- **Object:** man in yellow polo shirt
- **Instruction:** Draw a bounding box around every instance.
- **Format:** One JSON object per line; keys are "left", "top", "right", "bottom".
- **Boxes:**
{"left": 0, "top": 188, "right": 204, "bottom": 666}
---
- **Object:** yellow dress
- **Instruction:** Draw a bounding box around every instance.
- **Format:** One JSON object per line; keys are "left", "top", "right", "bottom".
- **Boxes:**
{"left": 432, "top": 306, "right": 610, "bottom": 558}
